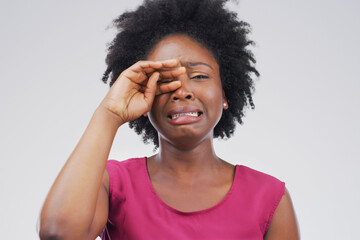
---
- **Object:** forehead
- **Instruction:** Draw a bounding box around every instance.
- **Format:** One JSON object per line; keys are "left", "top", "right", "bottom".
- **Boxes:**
{"left": 147, "top": 34, "right": 219, "bottom": 70}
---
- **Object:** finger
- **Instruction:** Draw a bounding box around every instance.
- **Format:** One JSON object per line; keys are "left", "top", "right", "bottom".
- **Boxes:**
{"left": 158, "top": 59, "right": 179, "bottom": 68}
{"left": 140, "top": 59, "right": 179, "bottom": 69}
{"left": 122, "top": 59, "right": 181, "bottom": 84}
{"left": 156, "top": 81, "right": 182, "bottom": 95}
{"left": 121, "top": 68, "right": 148, "bottom": 84}
{"left": 143, "top": 72, "right": 160, "bottom": 106}
{"left": 131, "top": 59, "right": 179, "bottom": 73}
{"left": 158, "top": 67, "right": 186, "bottom": 80}
{"left": 121, "top": 62, "right": 161, "bottom": 84}
{"left": 124, "top": 65, "right": 185, "bottom": 86}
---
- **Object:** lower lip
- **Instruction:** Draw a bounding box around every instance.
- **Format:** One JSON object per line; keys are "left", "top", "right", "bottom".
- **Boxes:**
{"left": 168, "top": 114, "right": 203, "bottom": 125}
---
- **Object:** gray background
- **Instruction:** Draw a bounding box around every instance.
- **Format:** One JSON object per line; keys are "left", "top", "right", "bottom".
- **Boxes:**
{"left": 1, "top": 0, "right": 359, "bottom": 239}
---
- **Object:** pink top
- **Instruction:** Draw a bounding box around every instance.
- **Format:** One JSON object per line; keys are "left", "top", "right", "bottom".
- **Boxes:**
{"left": 100, "top": 157, "right": 285, "bottom": 240}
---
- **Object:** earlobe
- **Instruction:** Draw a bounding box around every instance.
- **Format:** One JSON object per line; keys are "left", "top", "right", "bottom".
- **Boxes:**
{"left": 222, "top": 91, "right": 228, "bottom": 110}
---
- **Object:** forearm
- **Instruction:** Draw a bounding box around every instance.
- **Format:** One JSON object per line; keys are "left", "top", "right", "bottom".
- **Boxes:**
{"left": 40, "top": 106, "right": 123, "bottom": 237}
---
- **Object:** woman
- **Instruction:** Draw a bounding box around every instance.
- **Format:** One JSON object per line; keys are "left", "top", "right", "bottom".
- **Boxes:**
{"left": 40, "top": 0, "right": 299, "bottom": 239}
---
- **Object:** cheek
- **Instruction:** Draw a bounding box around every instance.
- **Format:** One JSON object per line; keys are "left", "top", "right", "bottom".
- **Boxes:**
{"left": 151, "top": 94, "right": 165, "bottom": 110}
{"left": 203, "top": 85, "right": 224, "bottom": 112}
{"left": 149, "top": 95, "right": 168, "bottom": 120}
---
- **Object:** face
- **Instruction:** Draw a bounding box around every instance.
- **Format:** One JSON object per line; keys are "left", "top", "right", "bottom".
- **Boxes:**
{"left": 147, "top": 34, "right": 228, "bottom": 146}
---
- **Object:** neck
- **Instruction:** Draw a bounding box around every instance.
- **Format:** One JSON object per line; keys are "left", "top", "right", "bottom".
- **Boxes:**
{"left": 151, "top": 136, "right": 223, "bottom": 179}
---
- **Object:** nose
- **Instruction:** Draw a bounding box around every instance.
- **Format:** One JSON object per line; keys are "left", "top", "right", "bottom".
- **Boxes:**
{"left": 170, "top": 76, "right": 194, "bottom": 101}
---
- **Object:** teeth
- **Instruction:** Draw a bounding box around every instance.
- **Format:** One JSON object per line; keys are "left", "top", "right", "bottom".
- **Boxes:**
{"left": 171, "top": 112, "right": 200, "bottom": 119}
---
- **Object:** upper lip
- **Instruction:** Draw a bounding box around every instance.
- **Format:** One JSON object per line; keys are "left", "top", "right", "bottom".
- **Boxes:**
{"left": 167, "top": 106, "right": 203, "bottom": 117}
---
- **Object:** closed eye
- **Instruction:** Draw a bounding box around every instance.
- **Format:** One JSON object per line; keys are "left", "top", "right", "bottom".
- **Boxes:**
{"left": 158, "top": 78, "right": 174, "bottom": 84}
{"left": 191, "top": 75, "right": 209, "bottom": 79}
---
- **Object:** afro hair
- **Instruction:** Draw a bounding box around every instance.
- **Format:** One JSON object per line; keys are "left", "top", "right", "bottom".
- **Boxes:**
{"left": 102, "top": 0, "right": 259, "bottom": 148}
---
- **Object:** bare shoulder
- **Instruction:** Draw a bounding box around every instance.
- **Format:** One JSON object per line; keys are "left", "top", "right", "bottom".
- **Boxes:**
{"left": 264, "top": 188, "right": 300, "bottom": 240}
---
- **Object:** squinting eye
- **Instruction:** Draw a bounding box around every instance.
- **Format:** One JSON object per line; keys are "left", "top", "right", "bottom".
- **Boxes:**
{"left": 191, "top": 75, "right": 209, "bottom": 79}
{"left": 158, "top": 78, "right": 174, "bottom": 84}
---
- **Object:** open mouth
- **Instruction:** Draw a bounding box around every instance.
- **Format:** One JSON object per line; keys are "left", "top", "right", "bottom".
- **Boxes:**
{"left": 168, "top": 111, "right": 203, "bottom": 120}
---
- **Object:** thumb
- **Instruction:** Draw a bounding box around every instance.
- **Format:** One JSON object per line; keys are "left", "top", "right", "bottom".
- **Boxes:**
{"left": 143, "top": 72, "right": 160, "bottom": 107}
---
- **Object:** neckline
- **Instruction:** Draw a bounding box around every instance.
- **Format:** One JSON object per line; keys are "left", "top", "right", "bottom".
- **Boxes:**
{"left": 142, "top": 157, "right": 239, "bottom": 216}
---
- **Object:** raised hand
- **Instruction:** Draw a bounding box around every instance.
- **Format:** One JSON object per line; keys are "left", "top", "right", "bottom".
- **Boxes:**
{"left": 100, "top": 59, "right": 185, "bottom": 124}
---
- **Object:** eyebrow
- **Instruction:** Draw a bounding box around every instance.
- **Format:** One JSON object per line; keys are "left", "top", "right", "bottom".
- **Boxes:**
{"left": 184, "top": 61, "right": 213, "bottom": 70}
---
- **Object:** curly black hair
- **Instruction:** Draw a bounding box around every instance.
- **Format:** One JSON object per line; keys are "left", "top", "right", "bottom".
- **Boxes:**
{"left": 102, "top": 0, "right": 259, "bottom": 148}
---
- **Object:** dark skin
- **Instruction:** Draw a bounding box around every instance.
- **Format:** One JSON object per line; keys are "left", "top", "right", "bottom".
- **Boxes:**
{"left": 147, "top": 35, "right": 299, "bottom": 239}
{"left": 39, "top": 34, "right": 299, "bottom": 239}
{"left": 146, "top": 34, "right": 235, "bottom": 212}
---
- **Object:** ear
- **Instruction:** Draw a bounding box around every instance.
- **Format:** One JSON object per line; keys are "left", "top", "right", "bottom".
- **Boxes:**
{"left": 222, "top": 91, "right": 228, "bottom": 110}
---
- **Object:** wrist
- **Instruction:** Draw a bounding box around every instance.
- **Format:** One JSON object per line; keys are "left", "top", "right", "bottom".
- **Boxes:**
{"left": 94, "top": 105, "right": 125, "bottom": 128}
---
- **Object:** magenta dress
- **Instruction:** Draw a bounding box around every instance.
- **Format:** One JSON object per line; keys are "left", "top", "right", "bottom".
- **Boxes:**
{"left": 100, "top": 157, "right": 285, "bottom": 240}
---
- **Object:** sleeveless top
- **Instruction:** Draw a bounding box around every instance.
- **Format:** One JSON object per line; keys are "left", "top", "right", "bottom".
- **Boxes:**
{"left": 100, "top": 157, "right": 285, "bottom": 240}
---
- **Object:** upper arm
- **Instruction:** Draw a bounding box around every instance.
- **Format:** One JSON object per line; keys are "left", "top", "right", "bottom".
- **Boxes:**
{"left": 264, "top": 188, "right": 300, "bottom": 240}
{"left": 88, "top": 169, "right": 110, "bottom": 239}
